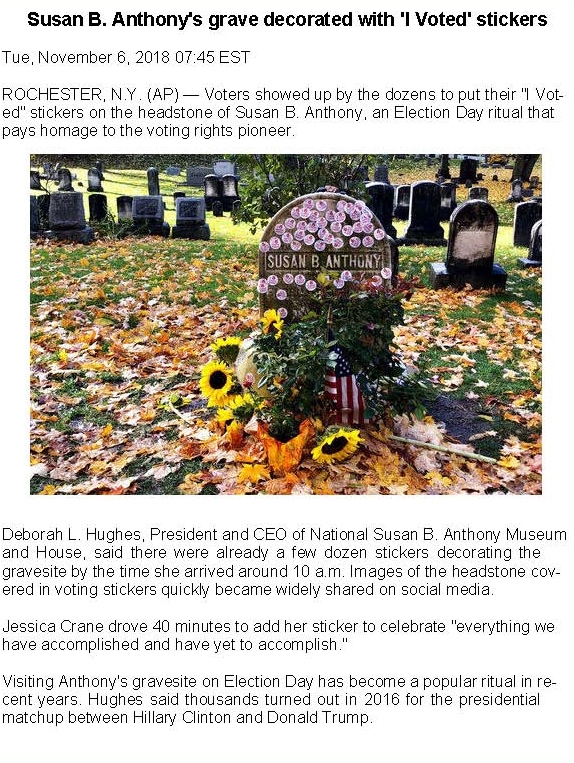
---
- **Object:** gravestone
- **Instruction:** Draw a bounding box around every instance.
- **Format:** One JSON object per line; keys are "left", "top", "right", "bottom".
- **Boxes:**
{"left": 439, "top": 182, "right": 457, "bottom": 222}
{"left": 42, "top": 162, "right": 53, "bottom": 178}
{"left": 214, "top": 160, "right": 237, "bottom": 177}
{"left": 459, "top": 158, "right": 478, "bottom": 184}
{"left": 429, "top": 200, "right": 506, "bottom": 289}
{"left": 507, "top": 179, "right": 523, "bottom": 202}
{"left": 36, "top": 194, "right": 50, "bottom": 230}
{"left": 529, "top": 176, "right": 540, "bottom": 189}
{"left": 173, "top": 191, "right": 186, "bottom": 201}
{"left": 116, "top": 195, "right": 133, "bottom": 221}
{"left": 204, "top": 174, "right": 221, "bottom": 211}
{"left": 95, "top": 160, "right": 104, "bottom": 180}
{"left": 89, "top": 194, "right": 108, "bottom": 223}
{"left": 186, "top": 165, "right": 213, "bottom": 187}
{"left": 57, "top": 168, "right": 74, "bottom": 192}
{"left": 165, "top": 166, "right": 181, "bottom": 176}
{"left": 212, "top": 200, "right": 223, "bottom": 217}
{"left": 366, "top": 182, "right": 397, "bottom": 238}
{"left": 513, "top": 201, "right": 542, "bottom": 247}
{"left": 45, "top": 192, "right": 94, "bottom": 243}
{"left": 438, "top": 154, "right": 451, "bottom": 179}
{"left": 393, "top": 185, "right": 411, "bottom": 220}
{"left": 374, "top": 164, "right": 389, "bottom": 183}
{"left": 469, "top": 187, "right": 488, "bottom": 201}
{"left": 517, "top": 220, "right": 542, "bottom": 267}
{"left": 172, "top": 197, "right": 210, "bottom": 240}
{"left": 492, "top": 175, "right": 499, "bottom": 182}
{"left": 522, "top": 189, "right": 534, "bottom": 198}
{"left": 30, "top": 196, "right": 40, "bottom": 239}
{"left": 132, "top": 196, "right": 170, "bottom": 236}
{"left": 258, "top": 193, "right": 393, "bottom": 322}
{"left": 398, "top": 181, "right": 446, "bottom": 246}
{"left": 221, "top": 175, "right": 240, "bottom": 212}
{"left": 356, "top": 166, "right": 370, "bottom": 181}
{"left": 87, "top": 167, "right": 103, "bottom": 192}
{"left": 147, "top": 167, "right": 160, "bottom": 197}
{"left": 30, "top": 171, "right": 42, "bottom": 190}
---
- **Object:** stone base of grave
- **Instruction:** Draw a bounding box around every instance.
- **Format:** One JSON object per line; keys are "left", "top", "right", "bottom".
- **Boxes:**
{"left": 429, "top": 262, "right": 507, "bottom": 289}
{"left": 171, "top": 223, "right": 210, "bottom": 240}
{"left": 517, "top": 257, "right": 542, "bottom": 268}
{"left": 45, "top": 227, "right": 94, "bottom": 244}
{"left": 88, "top": 186, "right": 103, "bottom": 193}
{"left": 133, "top": 222, "right": 170, "bottom": 237}
{"left": 394, "top": 206, "right": 409, "bottom": 221}
{"left": 397, "top": 232, "right": 447, "bottom": 247}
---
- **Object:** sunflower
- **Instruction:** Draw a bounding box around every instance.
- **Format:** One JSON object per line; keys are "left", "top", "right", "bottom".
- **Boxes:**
{"left": 311, "top": 427, "right": 363, "bottom": 464}
{"left": 199, "top": 360, "right": 234, "bottom": 406}
{"left": 261, "top": 309, "right": 283, "bottom": 339}
{"left": 210, "top": 336, "right": 242, "bottom": 364}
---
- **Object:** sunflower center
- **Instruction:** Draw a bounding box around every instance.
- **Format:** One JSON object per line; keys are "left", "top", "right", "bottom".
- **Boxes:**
{"left": 209, "top": 370, "right": 228, "bottom": 390}
{"left": 321, "top": 436, "right": 349, "bottom": 455}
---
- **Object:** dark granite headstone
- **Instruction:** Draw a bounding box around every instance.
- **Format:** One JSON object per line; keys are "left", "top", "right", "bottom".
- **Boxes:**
{"left": 165, "top": 166, "right": 181, "bottom": 176}
{"left": 517, "top": 220, "right": 542, "bottom": 267}
{"left": 507, "top": 179, "right": 523, "bottom": 203}
{"left": 398, "top": 181, "right": 446, "bottom": 246}
{"left": 173, "top": 191, "right": 186, "bottom": 201}
{"left": 393, "top": 185, "right": 411, "bottom": 221}
{"left": 258, "top": 193, "right": 392, "bottom": 322}
{"left": 429, "top": 200, "right": 506, "bottom": 288}
{"left": 439, "top": 182, "right": 457, "bottom": 222}
{"left": 30, "top": 171, "right": 42, "bottom": 190}
{"left": 513, "top": 201, "right": 542, "bottom": 247}
{"left": 366, "top": 182, "right": 397, "bottom": 239}
{"left": 37, "top": 194, "right": 50, "bottom": 230}
{"left": 95, "top": 160, "right": 104, "bottom": 180}
{"left": 45, "top": 192, "right": 94, "bottom": 243}
{"left": 116, "top": 195, "right": 133, "bottom": 221}
{"left": 186, "top": 165, "right": 213, "bottom": 187}
{"left": 212, "top": 200, "right": 223, "bottom": 217}
{"left": 172, "top": 197, "right": 210, "bottom": 240}
{"left": 30, "top": 196, "right": 40, "bottom": 239}
{"left": 132, "top": 195, "right": 170, "bottom": 236}
{"left": 204, "top": 174, "right": 222, "bottom": 211}
{"left": 57, "top": 168, "right": 74, "bottom": 192}
{"left": 221, "top": 175, "right": 240, "bottom": 212}
{"left": 356, "top": 166, "right": 370, "bottom": 181}
{"left": 89, "top": 194, "right": 108, "bottom": 223}
{"left": 459, "top": 158, "right": 478, "bottom": 184}
{"left": 469, "top": 187, "right": 488, "bottom": 201}
{"left": 492, "top": 175, "right": 499, "bottom": 182}
{"left": 374, "top": 164, "right": 389, "bottom": 183}
{"left": 438, "top": 154, "right": 451, "bottom": 180}
{"left": 529, "top": 176, "right": 540, "bottom": 190}
{"left": 147, "top": 167, "right": 160, "bottom": 197}
{"left": 87, "top": 167, "right": 103, "bottom": 192}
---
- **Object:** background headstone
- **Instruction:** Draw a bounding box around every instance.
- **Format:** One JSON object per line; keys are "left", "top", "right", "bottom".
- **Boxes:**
{"left": 439, "top": 182, "right": 457, "bottom": 222}
{"left": 89, "top": 194, "right": 108, "bottom": 223}
{"left": 393, "top": 185, "right": 411, "bottom": 220}
{"left": 186, "top": 165, "right": 213, "bottom": 187}
{"left": 204, "top": 174, "right": 222, "bottom": 211}
{"left": 147, "top": 167, "right": 160, "bottom": 197}
{"left": 438, "top": 154, "right": 451, "bottom": 180}
{"left": 517, "top": 220, "right": 542, "bottom": 267}
{"left": 221, "top": 175, "right": 240, "bottom": 212}
{"left": 513, "top": 201, "right": 542, "bottom": 247}
{"left": 116, "top": 195, "right": 133, "bottom": 221}
{"left": 172, "top": 197, "right": 210, "bottom": 240}
{"left": 30, "top": 171, "right": 42, "bottom": 190}
{"left": 212, "top": 200, "right": 223, "bottom": 217}
{"left": 214, "top": 160, "right": 237, "bottom": 177}
{"left": 398, "top": 181, "right": 446, "bottom": 246}
{"left": 507, "top": 179, "right": 523, "bottom": 203}
{"left": 165, "top": 166, "right": 181, "bottom": 176}
{"left": 87, "top": 167, "right": 103, "bottom": 193}
{"left": 468, "top": 187, "right": 488, "bottom": 201}
{"left": 366, "top": 182, "right": 397, "bottom": 239}
{"left": 459, "top": 158, "right": 478, "bottom": 184}
{"left": 132, "top": 195, "right": 170, "bottom": 236}
{"left": 46, "top": 192, "right": 94, "bottom": 243}
{"left": 374, "top": 164, "right": 389, "bottom": 183}
{"left": 57, "top": 168, "right": 74, "bottom": 192}
{"left": 173, "top": 191, "right": 186, "bottom": 201}
{"left": 95, "top": 160, "right": 104, "bottom": 180}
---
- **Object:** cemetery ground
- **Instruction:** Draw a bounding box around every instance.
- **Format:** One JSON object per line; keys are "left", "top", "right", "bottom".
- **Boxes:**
{"left": 30, "top": 166, "right": 541, "bottom": 495}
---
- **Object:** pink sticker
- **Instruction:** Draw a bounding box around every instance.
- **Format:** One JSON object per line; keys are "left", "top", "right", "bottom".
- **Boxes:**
{"left": 291, "top": 240, "right": 302, "bottom": 251}
{"left": 314, "top": 240, "right": 326, "bottom": 251}
{"left": 304, "top": 234, "right": 315, "bottom": 245}
{"left": 295, "top": 274, "right": 305, "bottom": 285}
{"left": 363, "top": 235, "right": 374, "bottom": 247}
{"left": 267, "top": 274, "right": 279, "bottom": 286}
{"left": 374, "top": 228, "right": 386, "bottom": 240}
{"left": 270, "top": 236, "right": 281, "bottom": 250}
{"left": 278, "top": 307, "right": 288, "bottom": 318}
{"left": 274, "top": 223, "right": 285, "bottom": 236}
{"left": 381, "top": 267, "right": 392, "bottom": 279}
{"left": 349, "top": 236, "right": 361, "bottom": 248}
{"left": 259, "top": 241, "right": 270, "bottom": 253}
{"left": 283, "top": 273, "right": 294, "bottom": 284}
{"left": 276, "top": 289, "right": 287, "bottom": 301}
{"left": 305, "top": 279, "right": 317, "bottom": 291}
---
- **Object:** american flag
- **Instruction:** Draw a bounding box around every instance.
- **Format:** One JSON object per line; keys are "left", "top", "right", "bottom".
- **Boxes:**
{"left": 325, "top": 346, "right": 369, "bottom": 426}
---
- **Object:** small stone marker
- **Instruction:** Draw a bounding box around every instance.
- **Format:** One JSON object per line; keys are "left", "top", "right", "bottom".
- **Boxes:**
{"left": 57, "top": 168, "right": 74, "bottom": 192}
{"left": 439, "top": 182, "right": 457, "bottom": 222}
{"left": 429, "top": 200, "right": 506, "bottom": 289}
{"left": 398, "top": 181, "right": 446, "bottom": 246}
{"left": 95, "top": 160, "right": 104, "bottom": 180}
{"left": 212, "top": 200, "right": 223, "bottom": 217}
{"left": 172, "top": 197, "right": 210, "bottom": 240}
{"left": 438, "top": 154, "right": 451, "bottom": 179}
{"left": 459, "top": 158, "right": 478, "bottom": 184}
{"left": 116, "top": 196, "right": 133, "bottom": 221}
{"left": 221, "top": 174, "right": 240, "bottom": 212}
{"left": 132, "top": 195, "right": 170, "bottom": 236}
{"left": 165, "top": 166, "right": 181, "bottom": 176}
{"left": 147, "top": 167, "right": 160, "bottom": 197}
{"left": 173, "top": 191, "right": 186, "bottom": 201}
{"left": 513, "top": 201, "right": 542, "bottom": 247}
{"left": 186, "top": 165, "right": 213, "bottom": 187}
{"left": 89, "top": 194, "right": 108, "bottom": 223}
{"left": 374, "top": 164, "right": 389, "bottom": 183}
{"left": 30, "top": 171, "right": 42, "bottom": 190}
{"left": 87, "top": 167, "right": 103, "bottom": 192}
{"left": 258, "top": 192, "right": 393, "bottom": 322}
{"left": 45, "top": 192, "right": 94, "bottom": 243}
{"left": 468, "top": 187, "right": 488, "bottom": 201}
{"left": 30, "top": 196, "right": 40, "bottom": 239}
{"left": 393, "top": 184, "right": 411, "bottom": 220}
{"left": 507, "top": 179, "right": 523, "bottom": 203}
{"left": 366, "top": 182, "right": 397, "bottom": 238}
{"left": 517, "top": 220, "right": 542, "bottom": 267}
{"left": 204, "top": 174, "right": 221, "bottom": 211}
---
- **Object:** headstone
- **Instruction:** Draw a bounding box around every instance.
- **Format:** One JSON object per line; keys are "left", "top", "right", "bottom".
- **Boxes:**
{"left": 398, "top": 181, "right": 446, "bottom": 246}
{"left": 258, "top": 192, "right": 393, "bottom": 322}
{"left": 30, "top": 196, "right": 40, "bottom": 239}
{"left": 204, "top": 174, "right": 222, "bottom": 211}
{"left": 214, "top": 160, "right": 237, "bottom": 177}
{"left": 356, "top": 166, "right": 370, "bottom": 181}
{"left": 221, "top": 174, "right": 240, "bottom": 212}
{"left": 517, "top": 220, "right": 542, "bottom": 267}
{"left": 116, "top": 195, "right": 133, "bottom": 221}
{"left": 95, "top": 160, "right": 104, "bottom": 180}
{"left": 89, "top": 194, "right": 108, "bottom": 223}
{"left": 522, "top": 189, "right": 534, "bottom": 198}
{"left": 366, "top": 182, "right": 397, "bottom": 238}
{"left": 147, "top": 167, "right": 160, "bottom": 197}
{"left": 172, "top": 197, "right": 210, "bottom": 240}
{"left": 374, "top": 164, "right": 389, "bottom": 183}
{"left": 468, "top": 187, "right": 488, "bottom": 201}
{"left": 393, "top": 184, "right": 411, "bottom": 220}
{"left": 459, "top": 158, "right": 478, "bottom": 184}
{"left": 507, "top": 179, "right": 523, "bottom": 202}
{"left": 529, "top": 176, "right": 540, "bottom": 189}
{"left": 57, "top": 168, "right": 74, "bottom": 192}
{"left": 45, "top": 192, "right": 94, "bottom": 243}
{"left": 36, "top": 194, "right": 50, "bottom": 230}
{"left": 429, "top": 200, "right": 506, "bottom": 289}
{"left": 42, "top": 162, "right": 53, "bottom": 178}
{"left": 87, "top": 167, "right": 103, "bottom": 192}
{"left": 173, "top": 191, "right": 186, "bottom": 201}
{"left": 30, "top": 171, "right": 42, "bottom": 190}
{"left": 186, "top": 165, "right": 213, "bottom": 187}
{"left": 165, "top": 166, "right": 181, "bottom": 176}
{"left": 212, "top": 200, "right": 223, "bottom": 217}
{"left": 492, "top": 174, "right": 499, "bottom": 182}
{"left": 439, "top": 182, "right": 457, "bottom": 222}
{"left": 132, "top": 195, "right": 170, "bottom": 236}
{"left": 438, "top": 154, "right": 451, "bottom": 180}
{"left": 513, "top": 201, "right": 542, "bottom": 247}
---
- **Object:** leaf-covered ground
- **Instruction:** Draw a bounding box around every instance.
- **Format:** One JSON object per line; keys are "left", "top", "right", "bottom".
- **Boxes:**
{"left": 30, "top": 221, "right": 542, "bottom": 495}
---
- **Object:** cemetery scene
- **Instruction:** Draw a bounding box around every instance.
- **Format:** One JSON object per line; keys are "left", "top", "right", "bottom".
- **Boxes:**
{"left": 30, "top": 154, "right": 542, "bottom": 495}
